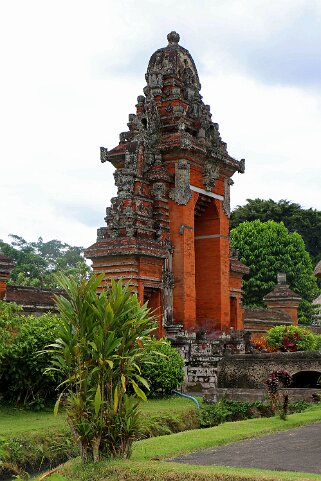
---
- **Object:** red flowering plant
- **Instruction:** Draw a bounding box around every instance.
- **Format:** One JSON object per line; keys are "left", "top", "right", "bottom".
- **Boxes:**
{"left": 266, "top": 325, "right": 316, "bottom": 352}
{"left": 252, "top": 336, "right": 276, "bottom": 353}
{"left": 266, "top": 369, "right": 291, "bottom": 420}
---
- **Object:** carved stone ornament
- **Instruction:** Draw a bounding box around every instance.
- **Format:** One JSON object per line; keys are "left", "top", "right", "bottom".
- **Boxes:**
{"left": 203, "top": 160, "right": 220, "bottom": 191}
{"left": 151, "top": 182, "right": 166, "bottom": 200}
{"left": 223, "top": 178, "right": 234, "bottom": 218}
{"left": 238, "top": 158, "right": 245, "bottom": 174}
{"left": 124, "top": 150, "right": 137, "bottom": 170}
{"left": 169, "top": 159, "right": 192, "bottom": 205}
{"left": 97, "top": 227, "right": 107, "bottom": 241}
{"left": 163, "top": 270, "right": 175, "bottom": 289}
{"left": 100, "top": 146, "right": 108, "bottom": 163}
{"left": 113, "top": 169, "right": 135, "bottom": 197}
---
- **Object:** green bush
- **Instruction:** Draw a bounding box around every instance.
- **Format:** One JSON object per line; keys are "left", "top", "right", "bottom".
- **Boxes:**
{"left": 0, "top": 301, "right": 62, "bottom": 406}
{"left": 139, "top": 339, "right": 185, "bottom": 395}
{"left": 314, "top": 334, "right": 321, "bottom": 351}
{"left": 265, "top": 325, "right": 317, "bottom": 352}
{"left": 199, "top": 399, "right": 309, "bottom": 428}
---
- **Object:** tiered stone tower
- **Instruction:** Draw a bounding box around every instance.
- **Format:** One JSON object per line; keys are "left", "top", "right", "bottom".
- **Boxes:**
{"left": 85, "top": 32, "right": 248, "bottom": 336}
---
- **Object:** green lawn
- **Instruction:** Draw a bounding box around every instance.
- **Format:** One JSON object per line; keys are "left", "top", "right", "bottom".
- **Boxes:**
{"left": 0, "top": 395, "right": 197, "bottom": 436}
{"left": 3, "top": 400, "right": 321, "bottom": 480}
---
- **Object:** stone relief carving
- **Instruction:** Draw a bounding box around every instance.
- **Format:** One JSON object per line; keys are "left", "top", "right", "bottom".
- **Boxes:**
{"left": 124, "top": 150, "right": 138, "bottom": 170}
{"left": 180, "top": 132, "right": 193, "bottom": 150}
{"left": 203, "top": 160, "right": 220, "bottom": 191}
{"left": 151, "top": 182, "right": 166, "bottom": 200}
{"left": 223, "top": 178, "right": 234, "bottom": 218}
{"left": 113, "top": 169, "right": 135, "bottom": 198}
{"left": 163, "top": 270, "right": 175, "bottom": 289}
{"left": 169, "top": 159, "right": 192, "bottom": 205}
{"left": 96, "top": 227, "right": 107, "bottom": 241}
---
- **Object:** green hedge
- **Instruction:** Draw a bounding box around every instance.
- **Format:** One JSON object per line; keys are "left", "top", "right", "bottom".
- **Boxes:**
{"left": 0, "top": 301, "right": 62, "bottom": 406}
{"left": 139, "top": 338, "right": 185, "bottom": 395}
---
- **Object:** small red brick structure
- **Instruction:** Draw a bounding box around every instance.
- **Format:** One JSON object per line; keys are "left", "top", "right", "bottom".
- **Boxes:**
{"left": 263, "top": 273, "right": 302, "bottom": 326}
{"left": 85, "top": 32, "right": 248, "bottom": 336}
{"left": 0, "top": 249, "right": 60, "bottom": 315}
{"left": 0, "top": 250, "right": 15, "bottom": 300}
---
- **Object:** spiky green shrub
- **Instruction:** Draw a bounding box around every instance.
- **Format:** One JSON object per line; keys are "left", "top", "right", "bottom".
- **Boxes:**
{"left": 43, "top": 274, "right": 156, "bottom": 463}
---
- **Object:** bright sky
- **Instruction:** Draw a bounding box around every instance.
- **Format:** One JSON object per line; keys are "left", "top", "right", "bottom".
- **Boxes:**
{"left": 1, "top": 0, "right": 321, "bottom": 248}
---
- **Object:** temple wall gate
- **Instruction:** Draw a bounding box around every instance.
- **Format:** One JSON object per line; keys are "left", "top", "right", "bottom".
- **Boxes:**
{"left": 84, "top": 31, "right": 248, "bottom": 336}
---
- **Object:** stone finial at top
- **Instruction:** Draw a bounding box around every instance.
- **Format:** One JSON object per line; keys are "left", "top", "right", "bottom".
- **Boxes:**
{"left": 277, "top": 272, "right": 287, "bottom": 285}
{"left": 167, "top": 31, "right": 180, "bottom": 44}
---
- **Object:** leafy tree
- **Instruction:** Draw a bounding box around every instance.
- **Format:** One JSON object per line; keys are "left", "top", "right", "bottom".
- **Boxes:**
{"left": 0, "top": 235, "right": 90, "bottom": 288}
{"left": 44, "top": 274, "right": 156, "bottom": 463}
{"left": 230, "top": 220, "right": 320, "bottom": 323}
{"left": 139, "top": 338, "right": 185, "bottom": 395}
{"left": 231, "top": 199, "right": 321, "bottom": 264}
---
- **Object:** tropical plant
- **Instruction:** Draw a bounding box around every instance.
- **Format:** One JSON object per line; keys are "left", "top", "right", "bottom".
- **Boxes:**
{"left": 230, "top": 220, "right": 320, "bottom": 323}
{"left": 44, "top": 274, "right": 156, "bottom": 463}
{"left": 139, "top": 338, "right": 185, "bottom": 395}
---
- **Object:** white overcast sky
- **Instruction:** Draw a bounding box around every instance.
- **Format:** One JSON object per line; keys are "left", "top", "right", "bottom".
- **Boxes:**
{"left": 1, "top": 0, "right": 321, "bottom": 248}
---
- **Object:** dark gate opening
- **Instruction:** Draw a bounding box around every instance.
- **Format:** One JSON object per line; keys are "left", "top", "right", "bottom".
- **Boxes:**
{"left": 290, "top": 370, "right": 321, "bottom": 388}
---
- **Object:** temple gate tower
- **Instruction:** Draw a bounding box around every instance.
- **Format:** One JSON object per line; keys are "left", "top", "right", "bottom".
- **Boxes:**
{"left": 85, "top": 32, "right": 248, "bottom": 336}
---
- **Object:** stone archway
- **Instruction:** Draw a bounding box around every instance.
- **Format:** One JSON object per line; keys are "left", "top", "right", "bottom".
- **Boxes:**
{"left": 194, "top": 195, "right": 221, "bottom": 331}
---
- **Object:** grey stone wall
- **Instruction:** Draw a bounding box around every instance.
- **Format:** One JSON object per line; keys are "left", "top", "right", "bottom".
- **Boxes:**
{"left": 217, "top": 351, "right": 321, "bottom": 389}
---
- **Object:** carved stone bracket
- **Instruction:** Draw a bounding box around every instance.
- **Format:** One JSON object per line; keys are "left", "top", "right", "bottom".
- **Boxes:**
{"left": 223, "top": 178, "right": 234, "bottom": 218}
{"left": 203, "top": 160, "right": 220, "bottom": 191}
{"left": 100, "top": 147, "right": 108, "bottom": 163}
{"left": 169, "top": 159, "right": 192, "bottom": 205}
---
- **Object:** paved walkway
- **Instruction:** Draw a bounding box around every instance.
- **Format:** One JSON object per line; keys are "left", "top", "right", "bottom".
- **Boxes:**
{"left": 171, "top": 422, "right": 321, "bottom": 474}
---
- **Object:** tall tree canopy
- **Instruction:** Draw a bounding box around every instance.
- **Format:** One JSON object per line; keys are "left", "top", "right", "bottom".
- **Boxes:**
{"left": 231, "top": 199, "right": 321, "bottom": 264}
{"left": 0, "top": 235, "right": 91, "bottom": 288}
{"left": 230, "top": 220, "right": 320, "bottom": 324}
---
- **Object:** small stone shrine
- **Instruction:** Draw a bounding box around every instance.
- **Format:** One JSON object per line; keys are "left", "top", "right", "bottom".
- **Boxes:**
{"left": 84, "top": 32, "right": 248, "bottom": 338}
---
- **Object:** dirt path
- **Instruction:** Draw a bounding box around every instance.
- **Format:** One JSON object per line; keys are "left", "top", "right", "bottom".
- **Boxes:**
{"left": 171, "top": 422, "right": 321, "bottom": 475}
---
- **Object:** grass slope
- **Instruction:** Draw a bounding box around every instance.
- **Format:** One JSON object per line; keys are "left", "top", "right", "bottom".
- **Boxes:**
{"left": 54, "top": 404, "right": 321, "bottom": 481}
{"left": 0, "top": 396, "right": 199, "bottom": 472}
{"left": 0, "top": 396, "right": 197, "bottom": 435}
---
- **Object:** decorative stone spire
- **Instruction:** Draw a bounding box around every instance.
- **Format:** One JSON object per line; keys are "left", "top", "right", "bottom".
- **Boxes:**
{"left": 167, "top": 31, "right": 180, "bottom": 44}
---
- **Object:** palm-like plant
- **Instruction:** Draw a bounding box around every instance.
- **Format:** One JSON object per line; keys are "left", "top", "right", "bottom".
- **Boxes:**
{"left": 44, "top": 274, "right": 156, "bottom": 462}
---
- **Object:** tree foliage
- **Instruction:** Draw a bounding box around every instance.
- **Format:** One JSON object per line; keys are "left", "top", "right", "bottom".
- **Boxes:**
{"left": 231, "top": 199, "right": 321, "bottom": 264}
{"left": 0, "top": 234, "right": 90, "bottom": 288}
{"left": 230, "top": 220, "right": 320, "bottom": 323}
{"left": 139, "top": 338, "right": 185, "bottom": 395}
{"left": 44, "top": 274, "right": 156, "bottom": 463}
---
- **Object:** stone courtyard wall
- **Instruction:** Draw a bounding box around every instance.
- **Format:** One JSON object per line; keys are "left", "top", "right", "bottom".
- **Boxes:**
{"left": 217, "top": 351, "right": 321, "bottom": 389}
